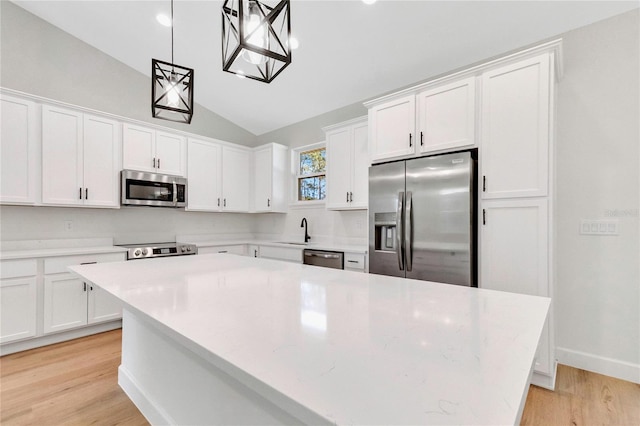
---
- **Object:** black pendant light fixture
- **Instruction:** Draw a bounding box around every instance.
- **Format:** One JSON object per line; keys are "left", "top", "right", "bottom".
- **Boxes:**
{"left": 222, "top": 0, "right": 292, "bottom": 83}
{"left": 152, "top": 0, "right": 194, "bottom": 123}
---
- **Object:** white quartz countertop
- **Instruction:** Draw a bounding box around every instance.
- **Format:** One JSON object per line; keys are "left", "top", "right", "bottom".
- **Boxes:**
{"left": 0, "top": 240, "right": 127, "bottom": 260}
{"left": 180, "top": 238, "right": 368, "bottom": 254}
{"left": 70, "top": 254, "right": 549, "bottom": 425}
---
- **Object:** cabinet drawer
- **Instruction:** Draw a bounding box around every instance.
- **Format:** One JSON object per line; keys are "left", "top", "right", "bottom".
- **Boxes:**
{"left": 344, "top": 253, "right": 366, "bottom": 271}
{"left": 1, "top": 259, "right": 37, "bottom": 279}
{"left": 44, "top": 252, "right": 125, "bottom": 274}
{"left": 199, "top": 245, "right": 247, "bottom": 256}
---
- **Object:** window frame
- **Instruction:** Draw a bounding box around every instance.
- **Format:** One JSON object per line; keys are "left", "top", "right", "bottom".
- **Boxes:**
{"left": 290, "top": 141, "right": 326, "bottom": 207}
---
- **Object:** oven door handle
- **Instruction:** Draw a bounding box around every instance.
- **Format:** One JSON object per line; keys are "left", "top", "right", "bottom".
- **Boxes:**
{"left": 173, "top": 181, "right": 178, "bottom": 206}
{"left": 304, "top": 252, "right": 341, "bottom": 259}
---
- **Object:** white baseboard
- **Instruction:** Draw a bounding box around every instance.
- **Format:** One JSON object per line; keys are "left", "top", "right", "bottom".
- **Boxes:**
{"left": 531, "top": 361, "right": 557, "bottom": 390}
{"left": 556, "top": 347, "right": 640, "bottom": 384}
{"left": 118, "top": 365, "right": 175, "bottom": 426}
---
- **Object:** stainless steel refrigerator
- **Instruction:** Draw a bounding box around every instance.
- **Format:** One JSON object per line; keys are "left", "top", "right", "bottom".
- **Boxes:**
{"left": 368, "top": 150, "right": 477, "bottom": 286}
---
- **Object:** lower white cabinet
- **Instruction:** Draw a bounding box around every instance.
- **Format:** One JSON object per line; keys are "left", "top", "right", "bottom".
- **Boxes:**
{"left": 258, "top": 246, "right": 302, "bottom": 263}
{"left": 0, "top": 258, "right": 37, "bottom": 344}
{"left": 480, "top": 198, "right": 553, "bottom": 378}
{"left": 344, "top": 253, "right": 366, "bottom": 272}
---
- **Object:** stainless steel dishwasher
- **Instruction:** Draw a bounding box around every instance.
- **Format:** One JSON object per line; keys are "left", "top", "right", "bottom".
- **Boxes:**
{"left": 303, "top": 249, "right": 344, "bottom": 269}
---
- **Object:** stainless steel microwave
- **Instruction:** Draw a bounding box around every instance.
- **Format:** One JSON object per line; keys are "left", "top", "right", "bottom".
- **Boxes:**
{"left": 121, "top": 170, "right": 187, "bottom": 207}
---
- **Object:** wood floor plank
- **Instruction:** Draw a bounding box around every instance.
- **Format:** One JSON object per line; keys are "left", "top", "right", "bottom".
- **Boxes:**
{"left": 2, "top": 330, "right": 639, "bottom": 425}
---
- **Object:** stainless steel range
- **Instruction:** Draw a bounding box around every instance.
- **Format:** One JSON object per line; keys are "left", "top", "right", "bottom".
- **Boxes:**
{"left": 119, "top": 242, "right": 198, "bottom": 260}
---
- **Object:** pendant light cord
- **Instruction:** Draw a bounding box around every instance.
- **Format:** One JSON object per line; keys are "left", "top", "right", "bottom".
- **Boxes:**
{"left": 171, "top": 0, "right": 174, "bottom": 64}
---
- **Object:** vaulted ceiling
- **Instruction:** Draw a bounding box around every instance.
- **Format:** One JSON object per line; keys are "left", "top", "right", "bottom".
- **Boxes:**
{"left": 12, "top": 1, "right": 639, "bottom": 135}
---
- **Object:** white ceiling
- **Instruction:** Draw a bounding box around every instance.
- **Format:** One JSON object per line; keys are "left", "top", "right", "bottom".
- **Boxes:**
{"left": 11, "top": 1, "right": 639, "bottom": 135}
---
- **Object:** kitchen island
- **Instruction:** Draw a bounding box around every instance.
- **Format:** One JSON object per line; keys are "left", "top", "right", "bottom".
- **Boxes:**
{"left": 69, "top": 254, "right": 549, "bottom": 425}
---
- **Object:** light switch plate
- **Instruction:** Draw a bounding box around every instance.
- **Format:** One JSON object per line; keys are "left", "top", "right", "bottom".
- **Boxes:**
{"left": 580, "top": 219, "right": 618, "bottom": 235}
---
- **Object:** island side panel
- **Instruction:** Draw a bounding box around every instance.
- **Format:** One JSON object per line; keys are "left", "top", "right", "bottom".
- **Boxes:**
{"left": 117, "top": 309, "right": 317, "bottom": 426}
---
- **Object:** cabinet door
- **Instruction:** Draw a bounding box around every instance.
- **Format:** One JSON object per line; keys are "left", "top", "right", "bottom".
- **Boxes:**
{"left": 350, "top": 122, "right": 369, "bottom": 209}
{"left": 43, "top": 274, "right": 88, "bottom": 333}
{"left": 187, "top": 139, "right": 222, "bottom": 211}
{"left": 326, "top": 127, "right": 352, "bottom": 209}
{"left": 123, "top": 124, "right": 156, "bottom": 173}
{"left": 417, "top": 76, "right": 476, "bottom": 154}
{"left": 87, "top": 284, "right": 122, "bottom": 324}
{"left": 479, "top": 199, "right": 550, "bottom": 375}
{"left": 0, "top": 95, "right": 39, "bottom": 204}
{"left": 481, "top": 54, "right": 550, "bottom": 198}
{"left": 0, "top": 277, "right": 37, "bottom": 343}
{"left": 83, "top": 114, "right": 121, "bottom": 207}
{"left": 156, "top": 131, "right": 186, "bottom": 176}
{"left": 253, "top": 146, "right": 273, "bottom": 212}
{"left": 42, "top": 106, "right": 84, "bottom": 205}
{"left": 369, "top": 95, "right": 415, "bottom": 162}
{"left": 221, "top": 146, "right": 250, "bottom": 212}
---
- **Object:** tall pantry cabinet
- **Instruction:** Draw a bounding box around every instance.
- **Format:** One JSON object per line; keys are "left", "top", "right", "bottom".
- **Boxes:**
{"left": 365, "top": 41, "right": 560, "bottom": 390}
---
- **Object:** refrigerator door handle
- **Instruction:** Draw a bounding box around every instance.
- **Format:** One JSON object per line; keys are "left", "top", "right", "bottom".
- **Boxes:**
{"left": 405, "top": 191, "right": 413, "bottom": 272}
{"left": 396, "top": 191, "right": 405, "bottom": 270}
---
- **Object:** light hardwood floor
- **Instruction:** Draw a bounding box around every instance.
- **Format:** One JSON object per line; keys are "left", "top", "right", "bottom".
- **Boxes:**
{"left": 1, "top": 330, "right": 639, "bottom": 425}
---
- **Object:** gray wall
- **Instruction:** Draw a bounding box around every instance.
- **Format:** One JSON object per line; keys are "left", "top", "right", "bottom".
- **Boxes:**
{"left": 0, "top": 1, "right": 257, "bottom": 145}
{"left": 554, "top": 10, "right": 639, "bottom": 374}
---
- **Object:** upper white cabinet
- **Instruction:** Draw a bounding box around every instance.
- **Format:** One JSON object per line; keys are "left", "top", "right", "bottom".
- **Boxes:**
{"left": 186, "top": 139, "right": 250, "bottom": 213}
{"left": 368, "top": 95, "right": 415, "bottom": 162}
{"left": 222, "top": 145, "right": 251, "bottom": 212}
{"left": 187, "top": 138, "right": 222, "bottom": 211}
{"left": 0, "top": 94, "right": 40, "bottom": 205}
{"left": 252, "top": 143, "right": 288, "bottom": 213}
{"left": 42, "top": 106, "right": 121, "bottom": 208}
{"left": 480, "top": 54, "right": 550, "bottom": 199}
{"left": 417, "top": 76, "right": 476, "bottom": 154}
{"left": 325, "top": 117, "right": 369, "bottom": 210}
{"left": 123, "top": 123, "right": 186, "bottom": 176}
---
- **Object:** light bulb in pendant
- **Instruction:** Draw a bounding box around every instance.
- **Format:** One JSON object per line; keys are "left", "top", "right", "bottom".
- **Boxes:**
{"left": 242, "top": 4, "right": 267, "bottom": 65}
{"left": 166, "top": 76, "right": 180, "bottom": 107}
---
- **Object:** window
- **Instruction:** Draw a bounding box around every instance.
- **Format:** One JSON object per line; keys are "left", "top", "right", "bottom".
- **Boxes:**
{"left": 294, "top": 144, "right": 326, "bottom": 202}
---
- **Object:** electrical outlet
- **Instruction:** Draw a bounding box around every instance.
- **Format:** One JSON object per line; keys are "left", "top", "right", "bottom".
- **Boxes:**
{"left": 64, "top": 221, "right": 73, "bottom": 232}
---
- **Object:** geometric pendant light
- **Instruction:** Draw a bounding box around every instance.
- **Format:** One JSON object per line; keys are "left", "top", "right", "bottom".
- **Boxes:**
{"left": 152, "top": 0, "right": 194, "bottom": 123}
{"left": 221, "top": 0, "right": 292, "bottom": 83}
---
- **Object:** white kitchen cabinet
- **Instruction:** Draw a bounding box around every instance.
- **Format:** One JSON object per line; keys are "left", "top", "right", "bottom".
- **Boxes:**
{"left": 186, "top": 139, "right": 250, "bottom": 213}
{"left": 344, "top": 252, "right": 366, "bottom": 272}
{"left": 123, "top": 123, "right": 186, "bottom": 176}
{"left": 325, "top": 117, "right": 368, "bottom": 210}
{"left": 0, "top": 94, "right": 40, "bottom": 205}
{"left": 368, "top": 95, "right": 416, "bottom": 162}
{"left": 0, "top": 259, "right": 37, "bottom": 344}
{"left": 252, "top": 143, "right": 288, "bottom": 213}
{"left": 480, "top": 54, "right": 550, "bottom": 199}
{"left": 258, "top": 246, "right": 302, "bottom": 263}
{"left": 43, "top": 253, "right": 125, "bottom": 334}
{"left": 479, "top": 197, "right": 554, "bottom": 378}
{"left": 42, "top": 106, "right": 121, "bottom": 207}
{"left": 187, "top": 138, "right": 222, "bottom": 211}
{"left": 221, "top": 145, "right": 251, "bottom": 212}
{"left": 417, "top": 76, "right": 476, "bottom": 154}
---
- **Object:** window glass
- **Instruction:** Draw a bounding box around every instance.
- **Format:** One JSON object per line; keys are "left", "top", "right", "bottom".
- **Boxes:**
{"left": 296, "top": 146, "right": 326, "bottom": 202}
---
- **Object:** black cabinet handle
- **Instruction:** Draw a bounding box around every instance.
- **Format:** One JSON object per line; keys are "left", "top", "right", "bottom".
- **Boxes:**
{"left": 483, "top": 176, "right": 487, "bottom": 192}
{"left": 409, "top": 133, "right": 412, "bottom": 147}
{"left": 79, "top": 187, "right": 82, "bottom": 200}
{"left": 346, "top": 192, "right": 349, "bottom": 202}
{"left": 217, "top": 198, "right": 220, "bottom": 207}
{"left": 153, "top": 158, "right": 156, "bottom": 168}
{"left": 350, "top": 192, "right": 353, "bottom": 202}
{"left": 158, "top": 158, "right": 161, "bottom": 169}
{"left": 224, "top": 199, "right": 226, "bottom": 207}
{"left": 267, "top": 198, "right": 270, "bottom": 207}
{"left": 83, "top": 282, "right": 87, "bottom": 292}
{"left": 483, "top": 209, "right": 486, "bottom": 225}
{"left": 85, "top": 188, "right": 88, "bottom": 200}
{"left": 420, "top": 131, "right": 424, "bottom": 146}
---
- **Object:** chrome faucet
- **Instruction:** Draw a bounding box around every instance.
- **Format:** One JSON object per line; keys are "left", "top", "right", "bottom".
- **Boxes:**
{"left": 300, "top": 217, "right": 311, "bottom": 243}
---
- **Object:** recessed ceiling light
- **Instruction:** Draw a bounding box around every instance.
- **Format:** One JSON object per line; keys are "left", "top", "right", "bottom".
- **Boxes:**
{"left": 289, "top": 36, "right": 299, "bottom": 50}
{"left": 362, "top": 0, "right": 377, "bottom": 4}
{"left": 156, "top": 13, "right": 172, "bottom": 27}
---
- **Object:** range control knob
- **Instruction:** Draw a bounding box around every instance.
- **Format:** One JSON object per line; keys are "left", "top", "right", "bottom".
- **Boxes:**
{"left": 133, "top": 249, "right": 142, "bottom": 257}
{"left": 186, "top": 246, "right": 192, "bottom": 252}
{"left": 181, "top": 246, "right": 186, "bottom": 253}
{"left": 141, "top": 248, "right": 149, "bottom": 256}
